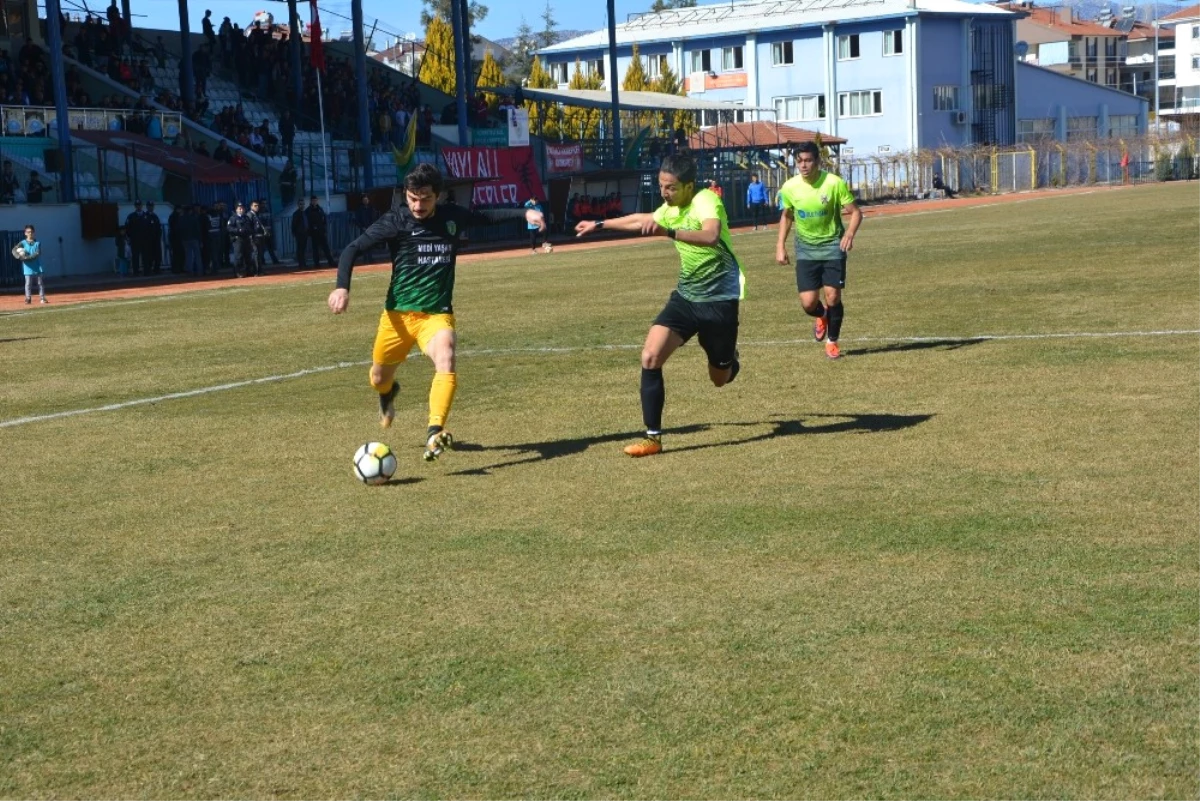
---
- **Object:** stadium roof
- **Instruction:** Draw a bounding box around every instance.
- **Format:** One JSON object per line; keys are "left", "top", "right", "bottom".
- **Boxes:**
{"left": 539, "top": 0, "right": 1014, "bottom": 53}
{"left": 484, "top": 86, "right": 774, "bottom": 112}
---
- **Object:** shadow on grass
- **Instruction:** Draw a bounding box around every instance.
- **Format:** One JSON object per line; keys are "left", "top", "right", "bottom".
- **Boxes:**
{"left": 380, "top": 476, "right": 424, "bottom": 487}
{"left": 847, "top": 338, "right": 987, "bottom": 357}
{"left": 448, "top": 413, "right": 932, "bottom": 475}
{"left": 0, "top": 336, "right": 46, "bottom": 344}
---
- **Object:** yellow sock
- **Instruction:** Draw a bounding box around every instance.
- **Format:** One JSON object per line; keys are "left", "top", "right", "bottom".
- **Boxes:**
{"left": 370, "top": 369, "right": 395, "bottom": 395}
{"left": 428, "top": 372, "right": 457, "bottom": 429}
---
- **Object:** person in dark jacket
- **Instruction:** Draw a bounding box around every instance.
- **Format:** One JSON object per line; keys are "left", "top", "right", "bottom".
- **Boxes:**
{"left": 353, "top": 193, "right": 379, "bottom": 263}
{"left": 278, "top": 161, "right": 297, "bottom": 207}
{"left": 144, "top": 200, "right": 163, "bottom": 271}
{"left": 179, "top": 204, "right": 205, "bottom": 275}
{"left": 227, "top": 200, "right": 255, "bottom": 277}
{"left": 167, "top": 205, "right": 184, "bottom": 272}
{"left": 248, "top": 199, "right": 278, "bottom": 274}
{"left": 125, "top": 200, "right": 146, "bottom": 275}
{"left": 304, "top": 195, "right": 335, "bottom": 268}
{"left": 291, "top": 199, "right": 309, "bottom": 269}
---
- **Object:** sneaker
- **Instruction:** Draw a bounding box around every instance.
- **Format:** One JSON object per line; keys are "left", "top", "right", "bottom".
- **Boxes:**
{"left": 40, "top": 297, "right": 47, "bottom": 304}
{"left": 825, "top": 341, "right": 841, "bottom": 360}
{"left": 24, "top": 297, "right": 31, "bottom": 305}
{"left": 423, "top": 429, "right": 454, "bottom": 462}
{"left": 813, "top": 313, "right": 828, "bottom": 342}
{"left": 623, "top": 436, "right": 663, "bottom": 458}
{"left": 378, "top": 383, "right": 399, "bottom": 429}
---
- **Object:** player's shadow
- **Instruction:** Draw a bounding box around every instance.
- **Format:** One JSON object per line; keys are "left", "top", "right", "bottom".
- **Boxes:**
{"left": 449, "top": 413, "right": 932, "bottom": 475}
{"left": 0, "top": 336, "right": 46, "bottom": 344}
{"left": 846, "top": 338, "right": 987, "bottom": 357}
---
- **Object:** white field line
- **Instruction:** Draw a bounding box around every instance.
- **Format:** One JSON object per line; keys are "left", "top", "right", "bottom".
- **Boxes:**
{"left": 2, "top": 329, "right": 1198, "bottom": 429}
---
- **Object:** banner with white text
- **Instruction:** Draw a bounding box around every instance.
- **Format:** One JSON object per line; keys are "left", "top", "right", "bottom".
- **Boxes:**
{"left": 545, "top": 143, "right": 583, "bottom": 174}
{"left": 441, "top": 146, "right": 544, "bottom": 207}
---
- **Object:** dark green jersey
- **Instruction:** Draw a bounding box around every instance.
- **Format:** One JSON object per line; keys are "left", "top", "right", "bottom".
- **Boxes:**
{"left": 335, "top": 203, "right": 527, "bottom": 313}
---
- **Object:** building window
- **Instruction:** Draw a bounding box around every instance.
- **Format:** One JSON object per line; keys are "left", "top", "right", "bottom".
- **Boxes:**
{"left": 933, "top": 85, "right": 959, "bottom": 111}
{"left": 837, "top": 34, "right": 860, "bottom": 60}
{"left": 883, "top": 30, "right": 903, "bottom": 56}
{"left": 643, "top": 54, "right": 668, "bottom": 79}
{"left": 721, "top": 46, "right": 743, "bottom": 71}
{"left": 773, "top": 94, "right": 826, "bottom": 121}
{"left": 1105, "top": 67, "right": 1117, "bottom": 86}
{"left": 689, "top": 49, "right": 712, "bottom": 73}
{"left": 1067, "top": 116, "right": 1097, "bottom": 140}
{"left": 1110, "top": 114, "right": 1137, "bottom": 137}
{"left": 772, "top": 40, "right": 794, "bottom": 65}
{"left": 1017, "top": 118, "right": 1054, "bottom": 142}
{"left": 549, "top": 62, "right": 569, "bottom": 83}
{"left": 1193, "top": 55, "right": 1200, "bottom": 71}
{"left": 838, "top": 89, "right": 882, "bottom": 117}
{"left": 1086, "top": 67, "right": 1097, "bottom": 82}
{"left": 1192, "top": 24, "right": 1200, "bottom": 37}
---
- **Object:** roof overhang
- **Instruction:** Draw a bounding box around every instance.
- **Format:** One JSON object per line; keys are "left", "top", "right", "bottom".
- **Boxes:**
{"left": 483, "top": 86, "right": 773, "bottom": 113}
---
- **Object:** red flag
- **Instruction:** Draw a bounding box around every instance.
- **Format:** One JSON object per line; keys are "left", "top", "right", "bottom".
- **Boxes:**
{"left": 309, "top": 0, "right": 325, "bottom": 72}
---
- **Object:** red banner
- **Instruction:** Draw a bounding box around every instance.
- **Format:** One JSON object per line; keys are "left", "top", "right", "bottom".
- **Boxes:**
{"left": 545, "top": 143, "right": 582, "bottom": 174}
{"left": 441, "top": 146, "right": 544, "bottom": 206}
{"left": 309, "top": 0, "right": 325, "bottom": 72}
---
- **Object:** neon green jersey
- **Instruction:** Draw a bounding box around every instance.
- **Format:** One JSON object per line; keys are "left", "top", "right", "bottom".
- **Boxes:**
{"left": 652, "top": 188, "right": 745, "bottom": 302}
{"left": 778, "top": 171, "right": 856, "bottom": 259}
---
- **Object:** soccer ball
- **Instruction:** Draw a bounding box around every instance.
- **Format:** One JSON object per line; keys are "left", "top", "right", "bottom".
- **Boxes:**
{"left": 353, "top": 441, "right": 397, "bottom": 485}
{"left": 541, "top": 241, "right": 554, "bottom": 254}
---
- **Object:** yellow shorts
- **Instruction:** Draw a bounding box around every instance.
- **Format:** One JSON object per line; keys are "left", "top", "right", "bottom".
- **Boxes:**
{"left": 372, "top": 310, "right": 456, "bottom": 365}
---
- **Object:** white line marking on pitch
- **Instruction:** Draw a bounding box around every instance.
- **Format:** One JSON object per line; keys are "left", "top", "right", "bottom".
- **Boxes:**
{"left": 2, "top": 330, "right": 1197, "bottom": 429}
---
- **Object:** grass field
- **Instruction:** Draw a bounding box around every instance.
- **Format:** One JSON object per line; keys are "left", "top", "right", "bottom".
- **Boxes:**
{"left": 2, "top": 182, "right": 1198, "bottom": 799}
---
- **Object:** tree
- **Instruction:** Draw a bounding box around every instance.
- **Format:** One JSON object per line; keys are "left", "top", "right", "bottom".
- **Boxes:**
{"left": 420, "top": 0, "right": 488, "bottom": 30}
{"left": 525, "top": 57, "right": 560, "bottom": 138}
{"left": 505, "top": 16, "right": 537, "bottom": 82}
{"left": 537, "top": 0, "right": 558, "bottom": 50}
{"left": 650, "top": 0, "right": 696, "bottom": 11}
{"left": 419, "top": 15, "right": 456, "bottom": 96}
{"left": 476, "top": 49, "right": 506, "bottom": 112}
{"left": 650, "top": 62, "right": 697, "bottom": 138}
{"left": 561, "top": 58, "right": 603, "bottom": 140}
{"left": 621, "top": 44, "right": 650, "bottom": 136}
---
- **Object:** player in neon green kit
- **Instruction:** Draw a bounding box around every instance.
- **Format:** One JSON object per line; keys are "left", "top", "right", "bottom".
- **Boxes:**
{"left": 575, "top": 153, "right": 745, "bottom": 457}
{"left": 775, "top": 141, "right": 863, "bottom": 360}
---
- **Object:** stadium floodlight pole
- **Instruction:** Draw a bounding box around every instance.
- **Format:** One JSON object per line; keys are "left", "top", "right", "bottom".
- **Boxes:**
{"left": 607, "top": 0, "right": 621, "bottom": 166}
{"left": 450, "top": 0, "right": 469, "bottom": 146}
{"left": 352, "top": 0, "right": 373, "bottom": 189}
{"left": 177, "top": 0, "right": 194, "bottom": 107}
{"left": 45, "top": 0, "right": 74, "bottom": 202}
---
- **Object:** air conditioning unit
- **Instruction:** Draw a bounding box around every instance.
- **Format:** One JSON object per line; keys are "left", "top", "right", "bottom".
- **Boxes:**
{"left": 955, "top": 110, "right": 969, "bottom": 125}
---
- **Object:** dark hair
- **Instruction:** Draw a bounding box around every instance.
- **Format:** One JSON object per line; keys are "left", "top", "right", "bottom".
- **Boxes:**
{"left": 24, "top": 224, "right": 35, "bottom": 233}
{"left": 404, "top": 163, "right": 444, "bottom": 194}
{"left": 658, "top": 153, "right": 697, "bottom": 185}
{"left": 796, "top": 141, "right": 821, "bottom": 160}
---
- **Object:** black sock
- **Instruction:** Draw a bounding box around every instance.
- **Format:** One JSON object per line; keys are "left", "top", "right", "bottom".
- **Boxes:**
{"left": 727, "top": 357, "right": 740, "bottom": 384}
{"left": 827, "top": 302, "right": 845, "bottom": 342}
{"left": 807, "top": 302, "right": 826, "bottom": 319}
{"left": 426, "top": 424, "right": 442, "bottom": 438}
{"left": 640, "top": 368, "right": 665, "bottom": 433}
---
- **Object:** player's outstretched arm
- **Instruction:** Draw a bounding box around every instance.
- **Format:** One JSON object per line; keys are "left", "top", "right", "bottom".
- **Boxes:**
{"left": 330, "top": 213, "right": 400, "bottom": 314}
{"left": 840, "top": 203, "right": 863, "bottom": 253}
{"left": 575, "top": 213, "right": 656, "bottom": 237}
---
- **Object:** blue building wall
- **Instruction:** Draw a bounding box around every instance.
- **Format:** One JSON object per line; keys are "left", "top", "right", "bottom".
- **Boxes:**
{"left": 538, "top": 8, "right": 1146, "bottom": 152}
{"left": 917, "top": 17, "right": 970, "bottom": 149}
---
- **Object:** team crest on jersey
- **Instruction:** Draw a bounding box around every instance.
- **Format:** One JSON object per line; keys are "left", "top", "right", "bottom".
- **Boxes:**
{"left": 446, "top": 221, "right": 457, "bottom": 236}
{"left": 820, "top": 194, "right": 829, "bottom": 204}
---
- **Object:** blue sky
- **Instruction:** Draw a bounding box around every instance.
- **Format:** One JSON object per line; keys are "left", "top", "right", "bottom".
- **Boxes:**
{"left": 121, "top": 0, "right": 645, "bottom": 48}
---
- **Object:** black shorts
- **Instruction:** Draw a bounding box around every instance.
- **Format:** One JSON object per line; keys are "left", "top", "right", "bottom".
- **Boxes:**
{"left": 652, "top": 290, "right": 739, "bottom": 368}
{"left": 795, "top": 256, "right": 847, "bottom": 293}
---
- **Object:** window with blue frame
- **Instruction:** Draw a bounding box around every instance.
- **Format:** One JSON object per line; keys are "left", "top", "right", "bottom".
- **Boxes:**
{"left": 933, "top": 85, "right": 959, "bottom": 111}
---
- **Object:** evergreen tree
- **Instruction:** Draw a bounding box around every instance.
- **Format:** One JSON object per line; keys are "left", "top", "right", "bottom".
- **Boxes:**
{"left": 621, "top": 44, "right": 650, "bottom": 136}
{"left": 537, "top": 0, "right": 559, "bottom": 50}
{"left": 419, "top": 15, "right": 457, "bottom": 96}
{"left": 525, "top": 57, "right": 560, "bottom": 138}
{"left": 650, "top": 0, "right": 696, "bottom": 11}
{"left": 421, "top": 0, "right": 488, "bottom": 30}
{"left": 561, "top": 58, "right": 602, "bottom": 140}
{"left": 476, "top": 49, "right": 506, "bottom": 112}
{"left": 505, "top": 17, "right": 537, "bottom": 82}
{"left": 650, "top": 62, "right": 697, "bottom": 138}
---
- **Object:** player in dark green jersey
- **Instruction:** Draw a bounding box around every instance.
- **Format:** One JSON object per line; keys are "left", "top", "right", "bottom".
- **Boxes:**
{"left": 575, "top": 153, "right": 745, "bottom": 458}
{"left": 329, "top": 164, "right": 545, "bottom": 462}
{"left": 775, "top": 141, "right": 863, "bottom": 360}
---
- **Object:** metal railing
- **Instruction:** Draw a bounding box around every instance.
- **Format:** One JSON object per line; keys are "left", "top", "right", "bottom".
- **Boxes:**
{"left": 1, "top": 104, "right": 185, "bottom": 140}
